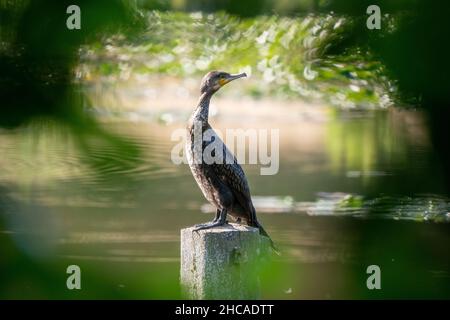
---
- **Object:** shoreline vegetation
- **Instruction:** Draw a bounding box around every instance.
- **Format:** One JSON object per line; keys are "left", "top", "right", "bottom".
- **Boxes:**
{"left": 78, "top": 11, "right": 395, "bottom": 110}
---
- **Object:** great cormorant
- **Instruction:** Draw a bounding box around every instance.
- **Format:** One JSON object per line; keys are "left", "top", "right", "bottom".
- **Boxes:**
{"left": 186, "top": 71, "right": 277, "bottom": 252}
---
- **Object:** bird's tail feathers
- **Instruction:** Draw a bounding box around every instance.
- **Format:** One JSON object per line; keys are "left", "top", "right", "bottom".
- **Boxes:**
{"left": 250, "top": 204, "right": 280, "bottom": 255}
{"left": 256, "top": 221, "right": 280, "bottom": 255}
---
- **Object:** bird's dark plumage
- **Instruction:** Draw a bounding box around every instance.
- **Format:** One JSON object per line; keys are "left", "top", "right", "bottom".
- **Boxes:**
{"left": 186, "top": 71, "right": 277, "bottom": 252}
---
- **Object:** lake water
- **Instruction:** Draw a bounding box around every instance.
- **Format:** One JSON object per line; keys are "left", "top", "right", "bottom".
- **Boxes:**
{"left": 0, "top": 93, "right": 449, "bottom": 298}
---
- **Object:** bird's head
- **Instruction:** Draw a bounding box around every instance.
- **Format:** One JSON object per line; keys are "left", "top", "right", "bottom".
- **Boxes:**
{"left": 200, "top": 71, "right": 247, "bottom": 94}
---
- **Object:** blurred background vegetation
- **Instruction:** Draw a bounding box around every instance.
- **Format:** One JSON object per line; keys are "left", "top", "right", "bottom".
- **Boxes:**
{"left": 0, "top": 0, "right": 449, "bottom": 299}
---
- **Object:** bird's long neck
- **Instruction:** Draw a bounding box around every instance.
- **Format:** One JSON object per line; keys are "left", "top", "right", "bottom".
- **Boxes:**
{"left": 192, "top": 91, "right": 213, "bottom": 122}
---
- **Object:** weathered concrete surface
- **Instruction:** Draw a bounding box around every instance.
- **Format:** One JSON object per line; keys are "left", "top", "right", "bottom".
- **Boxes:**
{"left": 180, "top": 223, "right": 269, "bottom": 300}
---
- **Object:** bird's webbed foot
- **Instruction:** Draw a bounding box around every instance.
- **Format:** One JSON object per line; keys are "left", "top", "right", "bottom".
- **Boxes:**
{"left": 193, "top": 209, "right": 227, "bottom": 232}
{"left": 193, "top": 220, "right": 227, "bottom": 232}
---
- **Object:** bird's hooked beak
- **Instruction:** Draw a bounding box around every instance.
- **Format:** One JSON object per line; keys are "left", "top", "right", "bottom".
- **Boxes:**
{"left": 220, "top": 72, "right": 247, "bottom": 86}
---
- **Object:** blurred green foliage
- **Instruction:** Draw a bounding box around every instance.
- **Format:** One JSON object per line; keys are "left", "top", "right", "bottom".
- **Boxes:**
{"left": 320, "top": 0, "right": 450, "bottom": 193}
{"left": 0, "top": 0, "right": 146, "bottom": 184}
{"left": 0, "top": 0, "right": 142, "bottom": 126}
{"left": 80, "top": 11, "right": 393, "bottom": 109}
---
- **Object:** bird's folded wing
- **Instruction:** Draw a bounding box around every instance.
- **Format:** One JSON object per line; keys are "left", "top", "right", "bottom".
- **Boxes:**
{"left": 212, "top": 145, "right": 251, "bottom": 198}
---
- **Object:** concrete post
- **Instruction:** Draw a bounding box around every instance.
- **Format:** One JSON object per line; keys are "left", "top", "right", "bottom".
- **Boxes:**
{"left": 180, "top": 223, "right": 269, "bottom": 299}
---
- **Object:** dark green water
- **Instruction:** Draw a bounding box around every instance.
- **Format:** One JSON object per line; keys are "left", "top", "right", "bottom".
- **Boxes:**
{"left": 0, "top": 106, "right": 449, "bottom": 299}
